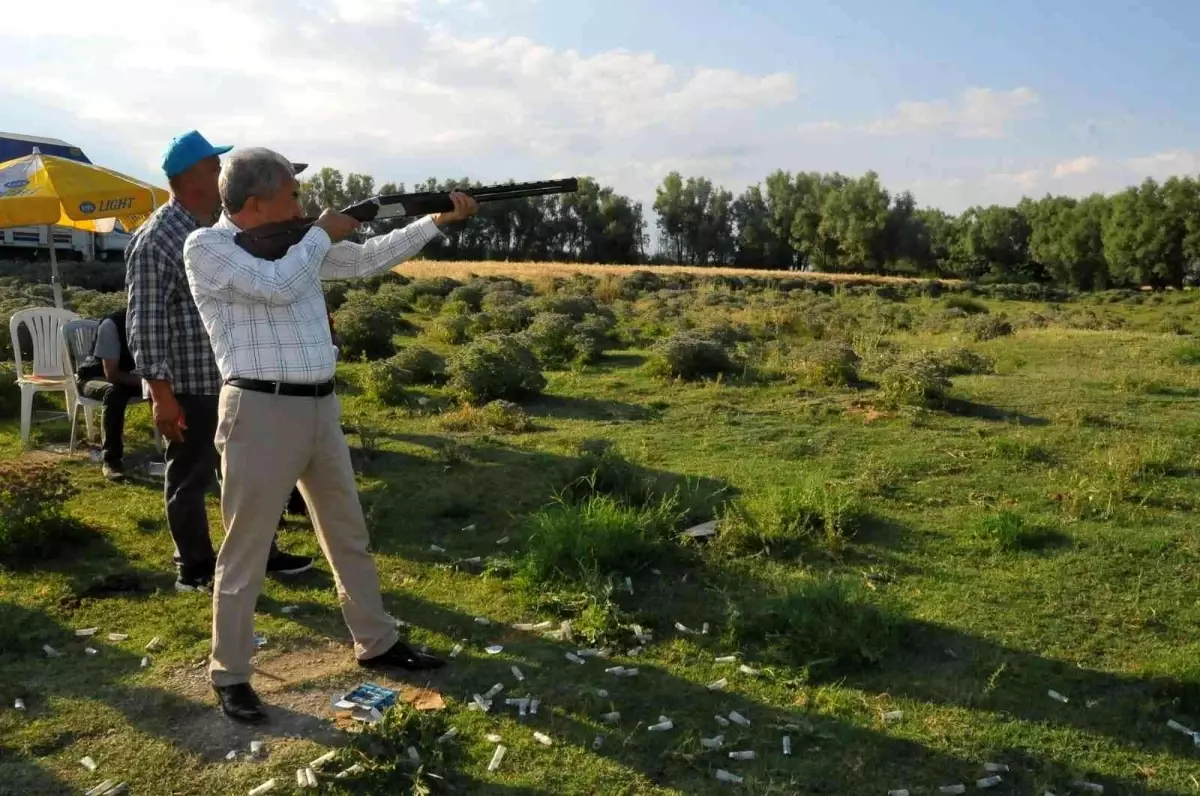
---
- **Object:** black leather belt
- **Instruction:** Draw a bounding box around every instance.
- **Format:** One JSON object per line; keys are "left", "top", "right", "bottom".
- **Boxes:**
{"left": 226, "top": 378, "right": 335, "bottom": 397}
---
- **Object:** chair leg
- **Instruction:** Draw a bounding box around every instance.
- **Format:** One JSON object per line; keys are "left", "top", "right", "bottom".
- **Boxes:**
{"left": 19, "top": 385, "right": 33, "bottom": 448}
{"left": 83, "top": 405, "right": 96, "bottom": 443}
{"left": 69, "top": 403, "right": 79, "bottom": 454}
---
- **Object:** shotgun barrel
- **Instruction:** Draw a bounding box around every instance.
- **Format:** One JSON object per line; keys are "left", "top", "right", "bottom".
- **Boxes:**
{"left": 234, "top": 178, "right": 579, "bottom": 260}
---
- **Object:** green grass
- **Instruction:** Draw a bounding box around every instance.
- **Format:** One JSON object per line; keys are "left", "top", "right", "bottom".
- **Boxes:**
{"left": 5, "top": 282, "right": 1200, "bottom": 794}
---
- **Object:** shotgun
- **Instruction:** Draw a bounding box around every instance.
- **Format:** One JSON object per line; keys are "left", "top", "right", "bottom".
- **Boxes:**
{"left": 234, "top": 177, "right": 579, "bottom": 260}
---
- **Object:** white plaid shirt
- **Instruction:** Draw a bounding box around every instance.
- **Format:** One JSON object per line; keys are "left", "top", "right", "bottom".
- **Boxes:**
{"left": 183, "top": 214, "right": 440, "bottom": 384}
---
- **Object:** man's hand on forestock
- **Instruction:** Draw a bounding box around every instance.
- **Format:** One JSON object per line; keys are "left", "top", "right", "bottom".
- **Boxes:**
{"left": 434, "top": 191, "right": 479, "bottom": 226}
{"left": 315, "top": 209, "right": 363, "bottom": 243}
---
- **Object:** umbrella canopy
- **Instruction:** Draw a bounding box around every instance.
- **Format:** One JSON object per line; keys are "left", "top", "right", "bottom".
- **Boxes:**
{"left": 0, "top": 149, "right": 169, "bottom": 233}
{"left": 0, "top": 148, "right": 170, "bottom": 307}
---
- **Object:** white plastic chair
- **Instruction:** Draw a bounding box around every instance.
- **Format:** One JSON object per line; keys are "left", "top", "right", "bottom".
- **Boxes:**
{"left": 9, "top": 307, "right": 79, "bottom": 447}
{"left": 60, "top": 318, "right": 101, "bottom": 453}
{"left": 60, "top": 317, "right": 162, "bottom": 455}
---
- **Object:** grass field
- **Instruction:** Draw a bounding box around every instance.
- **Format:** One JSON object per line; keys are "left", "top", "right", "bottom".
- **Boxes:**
{"left": 3, "top": 269, "right": 1200, "bottom": 795}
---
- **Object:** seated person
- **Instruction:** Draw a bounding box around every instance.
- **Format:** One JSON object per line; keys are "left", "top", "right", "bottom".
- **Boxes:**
{"left": 75, "top": 307, "right": 142, "bottom": 479}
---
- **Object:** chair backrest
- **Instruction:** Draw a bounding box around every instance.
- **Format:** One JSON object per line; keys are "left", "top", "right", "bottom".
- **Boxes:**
{"left": 9, "top": 307, "right": 80, "bottom": 380}
{"left": 61, "top": 318, "right": 100, "bottom": 380}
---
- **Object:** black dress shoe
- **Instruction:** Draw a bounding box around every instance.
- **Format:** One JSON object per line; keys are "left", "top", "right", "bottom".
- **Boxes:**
{"left": 266, "top": 551, "right": 314, "bottom": 576}
{"left": 358, "top": 641, "right": 445, "bottom": 671}
{"left": 214, "top": 682, "right": 266, "bottom": 723}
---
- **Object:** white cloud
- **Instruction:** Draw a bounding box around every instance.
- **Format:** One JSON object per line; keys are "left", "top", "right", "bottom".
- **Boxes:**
{"left": 796, "top": 121, "right": 843, "bottom": 135}
{"left": 1125, "top": 150, "right": 1200, "bottom": 181}
{"left": 862, "top": 87, "right": 1038, "bottom": 139}
{"left": 1052, "top": 156, "right": 1100, "bottom": 178}
{"left": 0, "top": 0, "right": 796, "bottom": 205}
{"left": 984, "top": 168, "right": 1041, "bottom": 192}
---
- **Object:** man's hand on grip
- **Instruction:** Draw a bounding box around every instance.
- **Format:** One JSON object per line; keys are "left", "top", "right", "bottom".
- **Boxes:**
{"left": 315, "top": 209, "right": 363, "bottom": 243}
{"left": 153, "top": 391, "right": 188, "bottom": 443}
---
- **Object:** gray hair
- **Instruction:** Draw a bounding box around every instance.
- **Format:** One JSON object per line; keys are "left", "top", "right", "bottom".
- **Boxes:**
{"left": 219, "top": 147, "right": 296, "bottom": 213}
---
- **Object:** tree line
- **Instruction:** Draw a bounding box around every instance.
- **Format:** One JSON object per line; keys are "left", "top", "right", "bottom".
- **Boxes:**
{"left": 299, "top": 166, "right": 1200, "bottom": 289}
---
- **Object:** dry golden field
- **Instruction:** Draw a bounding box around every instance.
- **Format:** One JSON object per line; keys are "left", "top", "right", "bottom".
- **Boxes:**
{"left": 392, "top": 259, "right": 960, "bottom": 284}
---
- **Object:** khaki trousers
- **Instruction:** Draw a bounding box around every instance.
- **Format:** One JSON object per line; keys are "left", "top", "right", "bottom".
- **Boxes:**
{"left": 208, "top": 385, "right": 398, "bottom": 687}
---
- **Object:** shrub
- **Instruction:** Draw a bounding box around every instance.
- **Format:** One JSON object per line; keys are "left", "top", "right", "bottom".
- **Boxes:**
{"left": 520, "top": 312, "right": 579, "bottom": 368}
{"left": 572, "top": 313, "right": 616, "bottom": 364}
{"left": 527, "top": 294, "right": 605, "bottom": 321}
{"left": 480, "top": 288, "right": 527, "bottom": 312}
{"left": 730, "top": 576, "right": 902, "bottom": 670}
{"left": 696, "top": 320, "right": 753, "bottom": 346}
{"left": 426, "top": 313, "right": 471, "bottom": 345}
{"left": 942, "top": 295, "right": 989, "bottom": 315}
{"left": 390, "top": 346, "right": 444, "bottom": 385}
{"left": 964, "top": 314, "right": 1014, "bottom": 341}
{"left": 566, "top": 440, "right": 658, "bottom": 508}
{"left": 0, "top": 364, "right": 21, "bottom": 419}
{"left": 362, "top": 359, "right": 409, "bottom": 405}
{"left": 646, "top": 334, "right": 735, "bottom": 381}
{"left": 971, "top": 510, "right": 1060, "bottom": 552}
{"left": 879, "top": 354, "right": 951, "bottom": 407}
{"left": 0, "top": 459, "right": 81, "bottom": 559}
{"left": 446, "top": 334, "right": 546, "bottom": 405}
{"left": 718, "top": 480, "right": 861, "bottom": 557}
{"left": 406, "top": 276, "right": 462, "bottom": 300}
{"left": 68, "top": 289, "right": 126, "bottom": 319}
{"left": 438, "top": 399, "right": 533, "bottom": 434}
{"left": 334, "top": 295, "right": 397, "bottom": 359}
{"left": 933, "top": 347, "right": 994, "bottom": 376}
{"left": 793, "top": 342, "right": 861, "bottom": 387}
{"left": 447, "top": 284, "right": 484, "bottom": 311}
{"left": 439, "top": 299, "right": 473, "bottom": 317}
{"left": 373, "top": 283, "right": 413, "bottom": 315}
{"left": 469, "top": 304, "right": 535, "bottom": 336}
{"left": 517, "top": 494, "right": 680, "bottom": 587}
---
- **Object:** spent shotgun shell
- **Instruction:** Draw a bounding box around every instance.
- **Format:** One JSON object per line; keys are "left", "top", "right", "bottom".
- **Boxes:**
{"left": 728, "top": 710, "right": 751, "bottom": 726}
{"left": 1048, "top": 689, "right": 1069, "bottom": 703}
{"left": 714, "top": 715, "right": 731, "bottom": 728}
{"left": 80, "top": 756, "right": 98, "bottom": 771}
{"left": 714, "top": 769, "right": 743, "bottom": 784}
{"left": 602, "top": 711, "right": 621, "bottom": 723}
{"left": 984, "top": 763, "right": 1010, "bottom": 772}
{"left": 75, "top": 627, "right": 99, "bottom": 637}
{"left": 407, "top": 746, "right": 420, "bottom": 763}
{"left": 14, "top": 698, "right": 25, "bottom": 710}
{"left": 715, "top": 655, "right": 738, "bottom": 663}
{"left": 592, "top": 734, "right": 604, "bottom": 750}
{"left": 565, "top": 652, "right": 586, "bottom": 665}
{"left": 937, "top": 786, "right": 966, "bottom": 795}
{"left": 701, "top": 734, "right": 725, "bottom": 749}
{"left": 782, "top": 735, "right": 792, "bottom": 756}
{"left": 483, "top": 683, "right": 505, "bottom": 700}
{"left": 648, "top": 719, "right": 674, "bottom": 732}
{"left": 107, "top": 633, "right": 128, "bottom": 642}
{"left": 728, "top": 750, "right": 756, "bottom": 760}
{"left": 511, "top": 665, "right": 525, "bottom": 681}
{"left": 310, "top": 750, "right": 337, "bottom": 768}
{"left": 488, "top": 745, "right": 506, "bottom": 772}
{"left": 248, "top": 779, "right": 277, "bottom": 796}
{"left": 977, "top": 776, "right": 1003, "bottom": 788}
{"left": 707, "top": 678, "right": 728, "bottom": 690}
{"left": 533, "top": 731, "right": 553, "bottom": 746}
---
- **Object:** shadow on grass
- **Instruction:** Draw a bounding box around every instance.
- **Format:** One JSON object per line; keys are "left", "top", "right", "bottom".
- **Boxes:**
{"left": 941, "top": 397, "right": 1050, "bottom": 426}
{"left": 524, "top": 394, "right": 656, "bottom": 422}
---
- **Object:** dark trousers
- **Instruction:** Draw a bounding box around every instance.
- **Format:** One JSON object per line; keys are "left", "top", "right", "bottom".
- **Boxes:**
{"left": 79, "top": 379, "right": 138, "bottom": 465}
{"left": 165, "top": 393, "right": 280, "bottom": 577}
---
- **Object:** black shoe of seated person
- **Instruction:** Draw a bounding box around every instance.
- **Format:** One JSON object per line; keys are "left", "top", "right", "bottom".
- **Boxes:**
{"left": 213, "top": 682, "right": 266, "bottom": 723}
{"left": 358, "top": 640, "right": 445, "bottom": 671}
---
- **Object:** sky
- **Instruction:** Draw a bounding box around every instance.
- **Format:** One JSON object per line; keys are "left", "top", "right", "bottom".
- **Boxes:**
{"left": 5, "top": 0, "right": 1199, "bottom": 235}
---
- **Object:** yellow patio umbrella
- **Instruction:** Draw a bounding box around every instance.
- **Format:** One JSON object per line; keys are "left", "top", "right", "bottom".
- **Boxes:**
{"left": 0, "top": 148, "right": 170, "bottom": 307}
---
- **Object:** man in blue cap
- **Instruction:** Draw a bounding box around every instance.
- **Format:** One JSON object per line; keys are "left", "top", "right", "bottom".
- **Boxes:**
{"left": 126, "top": 130, "right": 313, "bottom": 593}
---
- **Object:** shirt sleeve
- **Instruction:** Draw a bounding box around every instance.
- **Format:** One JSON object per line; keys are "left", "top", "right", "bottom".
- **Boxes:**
{"left": 93, "top": 319, "right": 122, "bottom": 361}
{"left": 126, "top": 238, "right": 173, "bottom": 382}
{"left": 319, "top": 215, "right": 441, "bottom": 281}
{"left": 184, "top": 226, "right": 331, "bottom": 306}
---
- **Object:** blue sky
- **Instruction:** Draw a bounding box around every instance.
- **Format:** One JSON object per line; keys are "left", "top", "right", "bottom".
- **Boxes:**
{"left": 4, "top": 0, "right": 1198, "bottom": 230}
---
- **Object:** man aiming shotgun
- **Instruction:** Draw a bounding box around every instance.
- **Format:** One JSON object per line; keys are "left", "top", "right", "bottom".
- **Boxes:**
{"left": 181, "top": 146, "right": 483, "bottom": 723}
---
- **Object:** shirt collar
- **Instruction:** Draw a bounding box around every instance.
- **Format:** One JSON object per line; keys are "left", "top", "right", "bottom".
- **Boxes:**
{"left": 167, "top": 196, "right": 202, "bottom": 228}
{"left": 215, "top": 212, "right": 242, "bottom": 233}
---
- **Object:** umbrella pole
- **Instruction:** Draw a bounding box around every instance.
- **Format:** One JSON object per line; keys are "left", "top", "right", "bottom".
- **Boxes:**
{"left": 47, "top": 225, "right": 64, "bottom": 309}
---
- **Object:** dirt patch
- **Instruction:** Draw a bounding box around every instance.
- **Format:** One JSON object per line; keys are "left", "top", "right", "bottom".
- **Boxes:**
{"left": 156, "top": 642, "right": 445, "bottom": 762}
{"left": 846, "top": 405, "right": 893, "bottom": 423}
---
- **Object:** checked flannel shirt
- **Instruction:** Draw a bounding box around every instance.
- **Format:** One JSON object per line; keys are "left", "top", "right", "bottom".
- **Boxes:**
{"left": 126, "top": 199, "right": 224, "bottom": 396}
{"left": 183, "top": 214, "right": 440, "bottom": 385}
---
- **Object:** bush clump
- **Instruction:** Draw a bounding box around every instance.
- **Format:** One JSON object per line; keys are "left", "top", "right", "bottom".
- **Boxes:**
{"left": 964, "top": 313, "right": 1014, "bottom": 342}
{"left": 390, "top": 346, "right": 444, "bottom": 385}
{"left": 942, "top": 295, "right": 989, "bottom": 315}
{"left": 646, "top": 334, "right": 735, "bottom": 381}
{"left": 730, "top": 576, "right": 903, "bottom": 670}
{"left": 519, "top": 313, "right": 579, "bottom": 368}
{"left": 527, "top": 294, "right": 606, "bottom": 321}
{"left": 793, "top": 342, "right": 861, "bottom": 387}
{"left": 572, "top": 314, "right": 616, "bottom": 363}
{"left": 517, "top": 494, "right": 680, "bottom": 587}
{"left": 446, "top": 334, "right": 546, "bottom": 405}
{"left": 426, "top": 314, "right": 472, "bottom": 345}
{"left": 334, "top": 295, "right": 398, "bottom": 359}
{"left": 362, "top": 359, "right": 410, "bottom": 406}
{"left": 438, "top": 399, "right": 533, "bottom": 434}
{"left": 0, "top": 459, "right": 81, "bottom": 559}
{"left": 446, "top": 284, "right": 484, "bottom": 311}
{"left": 373, "top": 283, "right": 414, "bottom": 315}
{"left": 718, "top": 480, "right": 861, "bottom": 557}
{"left": 469, "top": 304, "right": 535, "bottom": 336}
{"left": 933, "top": 347, "right": 994, "bottom": 376}
{"left": 971, "top": 510, "right": 1060, "bottom": 552}
{"left": 879, "top": 354, "right": 951, "bottom": 407}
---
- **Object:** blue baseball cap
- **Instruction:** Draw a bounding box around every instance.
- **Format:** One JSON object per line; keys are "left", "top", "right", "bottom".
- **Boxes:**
{"left": 161, "top": 130, "right": 233, "bottom": 178}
